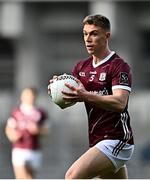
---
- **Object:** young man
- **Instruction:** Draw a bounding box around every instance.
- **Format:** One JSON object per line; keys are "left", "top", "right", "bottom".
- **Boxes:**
{"left": 48, "top": 14, "right": 134, "bottom": 179}
{"left": 5, "top": 87, "right": 48, "bottom": 179}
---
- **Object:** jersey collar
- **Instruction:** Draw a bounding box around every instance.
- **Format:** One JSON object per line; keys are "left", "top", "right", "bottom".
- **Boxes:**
{"left": 92, "top": 51, "right": 115, "bottom": 68}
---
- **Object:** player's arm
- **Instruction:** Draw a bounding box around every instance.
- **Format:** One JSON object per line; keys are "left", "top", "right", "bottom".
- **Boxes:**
{"left": 38, "top": 124, "right": 49, "bottom": 135}
{"left": 62, "top": 80, "right": 129, "bottom": 113}
{"left": 27, "top": 116, "right": 49, "bottom": 135}
{"left": 27, "top": 122, "right": 49, "bottom": 135}
{"left": 5, "top": 118, "right": 22, "bottom": 142}
{"left": 26, "top": 121, "right": 41, "bottom": 135}
{"left": 80, "top": 88, "right": 129, "bottom": 113}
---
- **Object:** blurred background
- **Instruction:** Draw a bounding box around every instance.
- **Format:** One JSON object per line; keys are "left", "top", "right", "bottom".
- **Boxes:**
{"left": 0, "top": 0, "right": 150, "bottom": 178}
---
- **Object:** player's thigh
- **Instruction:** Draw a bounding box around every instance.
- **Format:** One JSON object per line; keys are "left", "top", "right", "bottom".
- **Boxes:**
{"left": 65, "top": 146, "right": 115, "bottom": 179}
{"left": 100, "top": 165, "right": 128, "bottom": 179}
{"left": 13, "top": 165, "right": 33, "bottom": 179}
{"left": 114, "top": 165, "right": 128, "bottom": 179}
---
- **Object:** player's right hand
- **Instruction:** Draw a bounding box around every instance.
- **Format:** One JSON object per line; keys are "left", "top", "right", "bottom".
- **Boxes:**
{"left": 47, "top": 75, "right": 58, "bottom": 96}
{"left": 48, "top": 74, "right": 67, "bottom": 95}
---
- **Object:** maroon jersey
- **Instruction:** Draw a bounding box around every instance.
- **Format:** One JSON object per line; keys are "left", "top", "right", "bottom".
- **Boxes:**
{"left": 9, "top": 105, "right": 47, "bottom": 150}
{"left": 72, "top": 52, "right": 134, "bottom": 147}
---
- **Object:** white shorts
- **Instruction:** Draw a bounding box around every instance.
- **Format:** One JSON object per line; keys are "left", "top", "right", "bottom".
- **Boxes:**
{"left": 12, "top": 148, "right": 42, "bottom": 170}
{"left": 95, "top": 139, "right": 134, "bottom": 172}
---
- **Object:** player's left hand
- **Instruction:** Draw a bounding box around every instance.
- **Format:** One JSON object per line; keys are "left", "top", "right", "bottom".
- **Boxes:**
{"left": 62, "top": 78, "right": 87, "bottom": 102}
{"left": 27, "top": 121, "right": 39, "bottom": 135}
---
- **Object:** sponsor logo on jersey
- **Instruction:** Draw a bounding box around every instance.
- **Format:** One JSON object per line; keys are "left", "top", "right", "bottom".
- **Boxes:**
{"left": 90, "top": 87, "right": 109, "bottom": 95}
{"left": 120, "top": 72, "right": 129, "bottom": 85}
{"left": 79, "top": 72, "right": 85, "bottom": 77}
{"left": 99, "top": 72, "right": 106, "bottom": 81}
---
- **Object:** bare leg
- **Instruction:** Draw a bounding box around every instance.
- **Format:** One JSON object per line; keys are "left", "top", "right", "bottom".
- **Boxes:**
{"left": 65, "top": 146, "right": 117, "bottom": 179}
{"left": 100, "top": 165, "right": 128, "bottom": 179}
{"left": 13, "top": 165, "right": 34, "bottom": 179}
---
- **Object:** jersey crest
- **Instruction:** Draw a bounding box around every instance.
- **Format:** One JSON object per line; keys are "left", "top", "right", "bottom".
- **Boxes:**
{"left": 99, "top": 72, "right": 106, "bottom": 81}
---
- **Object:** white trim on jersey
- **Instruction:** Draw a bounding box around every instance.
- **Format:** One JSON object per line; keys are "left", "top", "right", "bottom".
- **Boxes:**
{"left": 112, "top": 85, "right": 131, "bottom": 92}
{"left": 121, "top": 112, "right": 131, "bottom": 141}
{"left": 92, "top": 51, "right": 115, "bottom": 68}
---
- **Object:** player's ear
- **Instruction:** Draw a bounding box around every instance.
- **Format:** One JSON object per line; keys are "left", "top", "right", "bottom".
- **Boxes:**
{"left": 105, "top": 32, "right": 110, "bottom": 39}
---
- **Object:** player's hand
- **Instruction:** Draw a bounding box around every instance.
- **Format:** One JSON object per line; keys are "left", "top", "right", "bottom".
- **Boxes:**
{"left": 5, "top": 125, "right": 22, "bottom": 142}
{"left": 62, "top": 78, "right": 87, "bottom": 102}
{"left": 48, "top": 75, "right": 58, "bottom": 96}
{"left": 26, "top": 121, "right": 39, "bottom": 135}
{"left": 48, "top": 73, "right": 67, "bottom": 96}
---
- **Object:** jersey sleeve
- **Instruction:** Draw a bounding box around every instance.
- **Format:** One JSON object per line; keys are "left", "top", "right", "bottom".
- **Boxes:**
{"left": 6, "top": 108, "right": 19, "bottom": 128}
{"left": 72, "top": 60, "right": 85, "bottom": 79}
{"left": 111, "top": 59, "right": 132, "bottom": 92}
{"left": 72, "top": 62, "right": 80, "bottom": 79}
{"left": 7, "top": 117, "right": 17, "bottom": 128}
{"left": 38, "top": 108, "right": 48, "bottom": 126}
{"left": 10, "top": 108, "right": 19, "bottom": 120}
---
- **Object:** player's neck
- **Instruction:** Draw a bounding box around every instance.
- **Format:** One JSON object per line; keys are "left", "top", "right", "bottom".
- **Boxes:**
{"left": 21, "top": 103, "right": 34, "bottom": 109}
{"left": 93, "top": 49, "right": 111, "bottom": 64}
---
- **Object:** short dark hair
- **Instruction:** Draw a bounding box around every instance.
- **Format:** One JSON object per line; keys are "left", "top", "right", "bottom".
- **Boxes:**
{"left": 83, "top": 14, "right": 110, "bottom": 31}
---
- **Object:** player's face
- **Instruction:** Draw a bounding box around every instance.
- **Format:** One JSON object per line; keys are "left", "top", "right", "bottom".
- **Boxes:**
{"left": 83, "top": 24, "right": 110, "bottom": 56}
{"left": 21, "top": 89, "right": 36, "bottom": 105}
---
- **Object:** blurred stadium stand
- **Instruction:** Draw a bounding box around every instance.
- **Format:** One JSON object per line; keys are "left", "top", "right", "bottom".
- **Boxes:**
{"left": 1, "top": 1, "right": 150, "bottom": 179}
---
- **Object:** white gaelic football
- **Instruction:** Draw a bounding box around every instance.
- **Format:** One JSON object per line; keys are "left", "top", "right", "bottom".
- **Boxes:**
{"left": 50, "top": 74, "right": 78, "bottom": 109}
